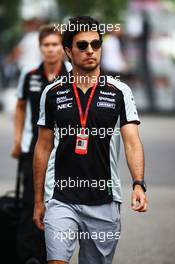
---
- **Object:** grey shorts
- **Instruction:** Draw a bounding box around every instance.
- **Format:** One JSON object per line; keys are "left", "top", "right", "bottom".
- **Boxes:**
{"left": 44, "top": 199, "right": 121, "bottom": 263}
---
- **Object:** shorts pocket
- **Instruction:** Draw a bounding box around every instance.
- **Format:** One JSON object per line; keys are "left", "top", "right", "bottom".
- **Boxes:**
{"left": 111, "top": 202, "right": 121, "bottom": 223}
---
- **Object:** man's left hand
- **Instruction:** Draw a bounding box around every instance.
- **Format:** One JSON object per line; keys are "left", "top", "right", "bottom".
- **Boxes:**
{"left": 131, "top": 185, "right": 148, "bottom": 212}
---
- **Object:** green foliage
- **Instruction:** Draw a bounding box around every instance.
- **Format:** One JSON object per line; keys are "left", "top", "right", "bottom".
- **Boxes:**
{"left": 0, "top": 0, "right": 128, "bottom": 52}
{"left": 0, "top": 0, "right": 21, "bottom": 53}
{"left": 58, "top": 0, "right": 128, "bottom": 22}
{"left": 0, "top": 0, "right": 20, "bottom": 31}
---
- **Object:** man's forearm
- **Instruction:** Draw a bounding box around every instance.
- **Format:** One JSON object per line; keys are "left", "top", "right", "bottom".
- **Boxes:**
{"left": 14, "top": 101, "right": 26, "bottom": 144}
{"left": 33, "top": 143, "right": 51, "bottom": 204}
{"left": 125, "top": 141, "right": 145, "bottom": 181}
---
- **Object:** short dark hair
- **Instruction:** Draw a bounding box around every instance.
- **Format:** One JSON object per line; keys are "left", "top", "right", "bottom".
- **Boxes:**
{"left": 62, "top": 16, "right": 102, "bottom": 50}
{"left": 39, "top": 24, "right": 61, "bottom": 45}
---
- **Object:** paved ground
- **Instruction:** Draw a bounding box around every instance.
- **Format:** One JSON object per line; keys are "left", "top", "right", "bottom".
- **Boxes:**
{"left": 0, "top": 113, "right": 175, "bottom": 264}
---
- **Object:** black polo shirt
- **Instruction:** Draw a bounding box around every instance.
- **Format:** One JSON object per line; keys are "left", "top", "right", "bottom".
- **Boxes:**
{"left": 17, "top": 62, "right": 67, "bottom": 154}
{"left": 38, "top": 73, "right": 140, "bottom": 205}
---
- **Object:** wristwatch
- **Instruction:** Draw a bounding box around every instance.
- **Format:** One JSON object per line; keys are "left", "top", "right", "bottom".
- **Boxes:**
{"left": 133, "top": 180, "right": 147, "bottom": 192}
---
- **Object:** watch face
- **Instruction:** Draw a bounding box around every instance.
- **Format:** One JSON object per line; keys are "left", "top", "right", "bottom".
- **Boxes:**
{"left": 133, "top": 181, "right": 147, "bottom": 192}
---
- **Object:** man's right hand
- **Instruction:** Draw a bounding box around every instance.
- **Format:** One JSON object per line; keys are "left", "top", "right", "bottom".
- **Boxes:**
{"left": 11, "top": 143, "right": 22, "bottom": 159}
{"left": 33, "top": 202, "right": 45, "bottom": 231}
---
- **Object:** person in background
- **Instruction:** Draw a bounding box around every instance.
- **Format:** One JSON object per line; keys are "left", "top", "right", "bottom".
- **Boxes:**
{"left": 101, "top": 29, "right": 127, "bottom": 80}
{"left": 11, "top": 24, "right": 68, "bottom": 264}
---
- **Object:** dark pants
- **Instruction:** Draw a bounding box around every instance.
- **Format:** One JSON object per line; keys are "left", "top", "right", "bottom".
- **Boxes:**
{"left": 17, "top": 154, "right": 47, "bottom": 264}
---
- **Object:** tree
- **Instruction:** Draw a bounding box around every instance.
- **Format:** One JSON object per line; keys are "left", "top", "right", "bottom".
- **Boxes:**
{"left": 58, "top": 0, "right": 128, "bottom": 23}
{"left": 0, "top": 0, "right": 20, "bottom": 31}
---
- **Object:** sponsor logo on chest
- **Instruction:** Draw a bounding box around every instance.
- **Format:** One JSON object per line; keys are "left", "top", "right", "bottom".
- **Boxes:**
{"left": 57, "top": 102, "right": 73, "bottom": 110}
{"left": 56, "top": 96, "right": 73, "bottom": 104}
{"left": 98, "top": 96, "right": 115, "bottom": 103}
{"left": 97, "top": 91, "right": 116, "bottom": 109}
{"left": 100, "top": 91, "right": 116, "bottom": 97}
{"left": 56, "top": 92, "right": 73, "bottom": 110}
{"left": 97, "top": 102, "right": 116, "bottom": 109}
{"left": 29, "top": 75, "right": 42, "bottom": 92}
{"left": 56, "top": 89, "right": 70, "bottom": 95}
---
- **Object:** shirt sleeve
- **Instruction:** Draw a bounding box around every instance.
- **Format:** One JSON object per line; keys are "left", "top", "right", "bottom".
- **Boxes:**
{"left": 16, "top": 69, "right": 29, "bottom": 100}
{"left": 37, "top": 85, "right": 54, "bottom": 130}
{"left": 120, "top": 84, "right": 140, "bottom": 128}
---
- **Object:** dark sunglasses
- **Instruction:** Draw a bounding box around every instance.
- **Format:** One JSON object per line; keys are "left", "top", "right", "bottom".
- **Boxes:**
{"left": 76, "top": 39, "right": 102, "bottom": 51}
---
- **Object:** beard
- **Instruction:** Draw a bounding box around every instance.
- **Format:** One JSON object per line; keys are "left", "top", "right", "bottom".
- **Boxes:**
{"left": 73, "top": 59, "right": 100, "bottom": 73}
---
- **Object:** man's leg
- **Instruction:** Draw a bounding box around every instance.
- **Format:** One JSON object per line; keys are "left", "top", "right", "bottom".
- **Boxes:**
{"left": 78, "top": 201, "right": 121, "bottom": 264}
{"left": 44, "top": 199, "right": 79, "bottom": 263}
{"left": 22, "top": 154, "right": 34, "bottom": 207}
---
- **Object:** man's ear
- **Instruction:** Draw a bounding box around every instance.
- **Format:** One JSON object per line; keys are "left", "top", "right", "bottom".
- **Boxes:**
{"left": 65, "top": 47, "right": 72, "bottom": 61}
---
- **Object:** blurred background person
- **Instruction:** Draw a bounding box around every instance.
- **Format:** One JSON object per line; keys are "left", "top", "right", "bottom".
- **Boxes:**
{"left": 5, "top": 0, "right": 59, "bottom": 74}
{"left": 6, "top": 18, "right": 42, "bottom": 72}
{"left": 11, "top": 24, "right": 67, "bottom": 264}
{"left": 0, "top": 0, "right": 59, "bottom": 112}
{"left": 101, "top": 29, "right": 128, "bottom": 80}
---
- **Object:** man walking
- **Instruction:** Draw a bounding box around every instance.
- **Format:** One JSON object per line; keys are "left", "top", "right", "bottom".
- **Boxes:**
{"left": 33, "top": 16, "right": 148, "bottom": 264}
{"left": 12, "top": 25, "right": 67, "bottom": 264}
